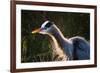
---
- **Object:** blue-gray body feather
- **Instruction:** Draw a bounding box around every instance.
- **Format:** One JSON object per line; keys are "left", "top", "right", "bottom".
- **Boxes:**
{"left": 69, "top": 37, "right": 90, "bottom": 60}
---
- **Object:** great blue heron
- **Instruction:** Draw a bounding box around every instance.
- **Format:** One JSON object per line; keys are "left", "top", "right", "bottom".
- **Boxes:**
{"left": 32, "top": 21, "right": 90, "bottom": 61}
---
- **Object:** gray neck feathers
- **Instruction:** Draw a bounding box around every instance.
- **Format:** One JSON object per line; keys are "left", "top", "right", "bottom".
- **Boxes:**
{"left": 51, "top": 25, "right": 66, "bottom": 48}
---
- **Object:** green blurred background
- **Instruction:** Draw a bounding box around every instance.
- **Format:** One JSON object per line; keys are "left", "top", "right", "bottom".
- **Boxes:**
{"left": 21, "top": 10, "right": 90, "bottom": 63}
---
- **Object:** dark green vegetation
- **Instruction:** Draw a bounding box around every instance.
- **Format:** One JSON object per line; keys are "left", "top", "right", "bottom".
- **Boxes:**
{"left": 21, "top": 10, "right": 90, "bottom": 63}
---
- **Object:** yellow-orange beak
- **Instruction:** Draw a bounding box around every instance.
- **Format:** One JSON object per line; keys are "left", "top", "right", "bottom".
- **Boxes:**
{"left": 32, "top": 28, "right": 41, "bottom": 34}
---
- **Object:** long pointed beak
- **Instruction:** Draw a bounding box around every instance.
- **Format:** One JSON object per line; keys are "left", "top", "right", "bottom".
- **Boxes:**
{"left": 32, "top": 28, "right": 41, "bottom": 34}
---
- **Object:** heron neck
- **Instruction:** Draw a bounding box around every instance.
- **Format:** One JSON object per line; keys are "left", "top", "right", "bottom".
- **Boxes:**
{"left": 52, "top": 26, "right": 66, "bottom": 48}
{"left": 47, "top": 33, "right": 68, "bottom": 60}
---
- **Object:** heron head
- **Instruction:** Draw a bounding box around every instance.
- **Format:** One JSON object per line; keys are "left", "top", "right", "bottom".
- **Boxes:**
{"left": 32, "top": 20, "right": 54, "bottom": 34}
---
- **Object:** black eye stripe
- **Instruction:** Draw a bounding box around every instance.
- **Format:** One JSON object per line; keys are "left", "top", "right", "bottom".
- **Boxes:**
{"left": 45, "top": 22, "right": 53, "bottom": 28}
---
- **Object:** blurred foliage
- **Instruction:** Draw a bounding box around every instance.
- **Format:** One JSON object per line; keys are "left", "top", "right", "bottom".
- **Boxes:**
{"left": 21, "top": 10, "right": 90, "bottom": 62}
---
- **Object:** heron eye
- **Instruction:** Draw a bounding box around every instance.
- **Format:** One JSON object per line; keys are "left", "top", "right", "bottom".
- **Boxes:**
{"left": 45, "top": 22, "right": 53, "bottom": 28}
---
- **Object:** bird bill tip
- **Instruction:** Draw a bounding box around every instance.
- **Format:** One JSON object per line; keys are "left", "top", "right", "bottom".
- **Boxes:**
{"left": 32, "top": 28, "right": 41, "bottom": 34}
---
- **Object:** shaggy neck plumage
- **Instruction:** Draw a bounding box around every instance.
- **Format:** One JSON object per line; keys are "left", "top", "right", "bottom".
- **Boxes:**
{"left": 46, "top": 32, "right": 68, "bottom": 61}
